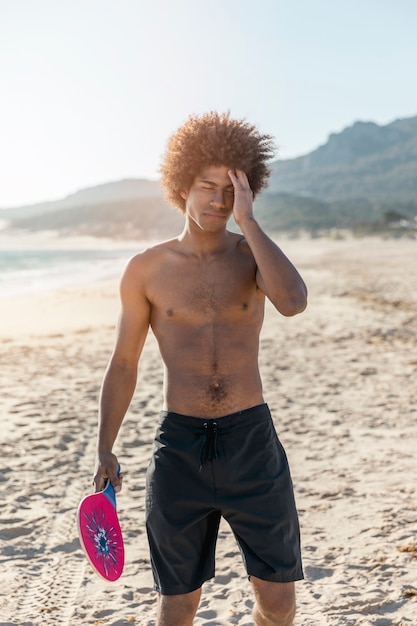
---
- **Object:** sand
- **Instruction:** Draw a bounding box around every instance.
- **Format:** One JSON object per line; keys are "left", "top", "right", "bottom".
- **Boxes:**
{"left": 1, "top": 236, "right": 416, "bottom": 625}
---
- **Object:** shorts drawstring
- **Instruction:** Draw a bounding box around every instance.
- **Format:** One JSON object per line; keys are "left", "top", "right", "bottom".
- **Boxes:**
{"left": 199, "top": 421, "right": 218, "bottom": 471}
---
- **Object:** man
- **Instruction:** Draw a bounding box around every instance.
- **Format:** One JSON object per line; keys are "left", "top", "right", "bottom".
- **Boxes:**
{"left": 94, "top": 111, "right": 307, "bottom": 626}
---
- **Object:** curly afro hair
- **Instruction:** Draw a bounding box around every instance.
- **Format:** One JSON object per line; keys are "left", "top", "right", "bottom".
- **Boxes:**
{"left": 160, "top": 111, "right": 276, "bottom": 212}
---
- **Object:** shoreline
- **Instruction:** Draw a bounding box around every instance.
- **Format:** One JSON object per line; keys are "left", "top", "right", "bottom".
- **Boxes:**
{"left": 0, "top": 278, "right": 120, "bottom": 340}
{"left": 0, "top": 228, "right": 152, "bottom": 250}
{"left": 2, "top": 233, "right": 416, "bottom": 339}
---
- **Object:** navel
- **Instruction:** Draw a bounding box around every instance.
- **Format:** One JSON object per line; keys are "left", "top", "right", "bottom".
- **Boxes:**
{"left": 242, "top": 302, "right": 248, "bottom": 310}
{"left": 208, "top": 379, "right": 227, "bottom": 403}
{"left": 166, "top": 308, "right": 173, "bottom": 316}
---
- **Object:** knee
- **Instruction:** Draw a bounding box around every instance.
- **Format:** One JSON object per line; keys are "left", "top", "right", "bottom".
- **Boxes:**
{"left": 258, "top": 595, "right": 296, "bottom": 625}
{"left": 252, "top": 580, "right": 296, "bottom": 626}
{"left": 157, "top": 589, "right": 201, "bottom": 625}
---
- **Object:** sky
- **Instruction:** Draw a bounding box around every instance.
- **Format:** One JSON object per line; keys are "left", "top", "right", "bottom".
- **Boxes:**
{"left": 1, "top": 0, "right": 416, "bottom": 208}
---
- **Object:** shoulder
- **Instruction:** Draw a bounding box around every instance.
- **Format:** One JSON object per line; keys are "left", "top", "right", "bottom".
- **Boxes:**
{"left": 224, "top": 232, "right": 257, "bottom": 278}
{"left": 231, "top": 232, "right": 255, "bottom": 261}
{"left": 226, "top": 231, "right": 249, "bottom": 250}
{"left": 124, "top": 238, "right": 178, "bottom": 272}
{"left": 120, "top": 238, "right": 178, "bottom": 292}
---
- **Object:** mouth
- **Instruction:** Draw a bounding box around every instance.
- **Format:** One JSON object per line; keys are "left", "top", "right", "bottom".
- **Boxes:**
{"left": 204, "top": 212, "right": 227, "bottom": 220}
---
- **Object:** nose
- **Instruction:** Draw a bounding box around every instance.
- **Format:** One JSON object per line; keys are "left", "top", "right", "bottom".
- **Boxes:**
{"left": 210, "top": 190, "right": 225, "bottom": 209}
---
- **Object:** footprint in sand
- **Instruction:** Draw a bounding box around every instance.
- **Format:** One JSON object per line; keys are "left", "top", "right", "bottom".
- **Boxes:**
{"left": 304, "top": 565, "right": 334, "bottom": 580}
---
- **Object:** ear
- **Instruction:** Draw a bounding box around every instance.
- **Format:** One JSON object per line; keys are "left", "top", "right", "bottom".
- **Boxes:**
{"left": 179, "top": 189, "right": 188, "bottom": 200}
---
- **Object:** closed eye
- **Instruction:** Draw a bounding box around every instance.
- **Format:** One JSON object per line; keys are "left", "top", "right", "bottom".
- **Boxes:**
{"left": 199, "top": 184, "right": 234, "bottom": 195}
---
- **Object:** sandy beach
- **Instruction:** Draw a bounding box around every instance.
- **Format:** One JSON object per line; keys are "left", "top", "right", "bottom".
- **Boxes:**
{"left": 1, "top": 236, "right": 416, "bottom": 625}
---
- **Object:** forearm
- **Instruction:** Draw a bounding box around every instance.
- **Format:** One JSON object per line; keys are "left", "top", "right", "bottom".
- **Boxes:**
{"left": 228, "top": 169, "right": 307, "bottom": 315}
{"left": 97, "top": 359, "right": 138, "bottom": 454}
{"left": 239, "top": 217, "right": 307, "bottom": 315}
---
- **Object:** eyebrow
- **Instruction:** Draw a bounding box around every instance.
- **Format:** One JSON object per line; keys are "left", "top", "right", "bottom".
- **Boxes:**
{"left": 198, "top": 178, "right": 234, "bottom": 190}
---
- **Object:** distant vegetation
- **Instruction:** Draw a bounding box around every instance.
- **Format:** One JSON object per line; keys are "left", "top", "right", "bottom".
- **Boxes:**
{"left": 10, "top": 196, "right": 184, "bottom": 240}
{"left": 4, "top": 114, "right": 417, "bottom": 239}
{"left": 9, "top": 193, "right": 416, "bottom": 240}
{"left": 254, "top": 194, "right": 417, "bottom": 237}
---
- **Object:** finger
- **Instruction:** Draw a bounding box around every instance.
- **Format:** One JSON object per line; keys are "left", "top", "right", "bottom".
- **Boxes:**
{"left": 235, "top": 169, "right": 251, "bottom": 188}
{"left": 109, "top": 468, "right": 123, "bottom": 493}
{"left": 227, "top": 169, "right": 237, "bottom": 184}
{"left": 93, "top": 470, "right": 108, "bottom": 493}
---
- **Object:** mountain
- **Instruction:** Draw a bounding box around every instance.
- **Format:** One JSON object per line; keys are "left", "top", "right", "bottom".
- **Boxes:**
{"left": 2, "top": 114, "right": 416, "bottom": 236}
{"left": 6, "top": 195, "right": 184, "bottom": 240}
{"left": 0, "top": 178, "right": 162, "bottom": 220}
{"left": 268, "top": 115, "right": 417, "bottom": 202}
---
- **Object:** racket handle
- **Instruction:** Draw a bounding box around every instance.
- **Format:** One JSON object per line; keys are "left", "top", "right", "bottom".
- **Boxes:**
{"left": 103, "top": 464, "right": 121, "bottom": 509}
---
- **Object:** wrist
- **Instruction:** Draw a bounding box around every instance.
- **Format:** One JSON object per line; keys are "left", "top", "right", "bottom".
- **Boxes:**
{"left": 236, "top": 215, "right": 257, "bottom": 230}
{"left": 97, "top": 447, "right": 114, "bottom": 458}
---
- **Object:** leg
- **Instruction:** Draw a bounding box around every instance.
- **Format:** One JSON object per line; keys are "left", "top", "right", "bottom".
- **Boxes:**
{"left": 156, "top": 588, "right": 201, "bottom": 626}
{"left": 147, "top": 415, "right": 221, "bottom": 598}
{"left": 251, "top": 577, "right": 296, "bottom": 626}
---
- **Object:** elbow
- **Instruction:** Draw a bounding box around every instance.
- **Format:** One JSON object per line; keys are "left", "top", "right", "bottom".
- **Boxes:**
{"left": 277, "top": 289, "right": 308, "bottom": 317}
{"left": 281, "top": 298, "right": 307, "bottom": 316}
{"left": 264, "top": 278, "right": 308, "bottom": 316}
{"left": 280, "top": 301, "right": 307, "bottom": 317}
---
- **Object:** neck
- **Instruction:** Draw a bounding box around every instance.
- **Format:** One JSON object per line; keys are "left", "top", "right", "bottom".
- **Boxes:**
{"left": 179, "top": 220, "right": 231, "bottom": 257}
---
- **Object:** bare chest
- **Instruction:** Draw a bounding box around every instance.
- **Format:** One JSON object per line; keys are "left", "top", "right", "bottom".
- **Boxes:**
{"left": 148, "top": 256, "right": 260, "bottom": 324}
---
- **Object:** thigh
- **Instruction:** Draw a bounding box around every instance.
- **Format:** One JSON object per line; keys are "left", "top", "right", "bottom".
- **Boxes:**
{"left": 146, "top": 416, "right": 221, "bottom": 595}
{"left": 218, "top": 412, "right": 303, "bottom": 582}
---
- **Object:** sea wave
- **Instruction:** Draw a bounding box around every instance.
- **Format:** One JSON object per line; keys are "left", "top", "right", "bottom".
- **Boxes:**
{"left": 0, "top": 247, "right": 138, "bottom": 299}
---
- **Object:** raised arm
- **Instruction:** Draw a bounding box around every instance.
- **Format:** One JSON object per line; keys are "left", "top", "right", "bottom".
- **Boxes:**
{"left": 229, "top": 169, "right": 307, "bottom": 316}
{"left": 94, "top": 255, "right": 151, "bottom": 492}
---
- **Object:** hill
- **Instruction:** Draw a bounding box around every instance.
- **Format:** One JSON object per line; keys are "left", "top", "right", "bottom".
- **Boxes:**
{"left": 0, "top": 178, "right": 162, "bottom": 220}
{"left": 8, "top": 195, "right": 184, "bottom": 240}
{"left": 254, "top": 193, "right": 417, "bottom": 234}
{"left": 2, "top": 114, "right": 417, "bottom": 236}
{"left": 9, "top": 189, "right": 416, "bottom": 239}
{"left": 268, "top": 115, "right": 417, "bottom": 202}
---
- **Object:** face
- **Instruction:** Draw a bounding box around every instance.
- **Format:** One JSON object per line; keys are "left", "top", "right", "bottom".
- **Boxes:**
{"left": 180, "top": 165, "right": 235, "bottom": 232}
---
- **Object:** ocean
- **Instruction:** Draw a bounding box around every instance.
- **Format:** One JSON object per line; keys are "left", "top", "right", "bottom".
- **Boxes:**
{"left": 0, "top": 247, "right": 139, "bottom": 299}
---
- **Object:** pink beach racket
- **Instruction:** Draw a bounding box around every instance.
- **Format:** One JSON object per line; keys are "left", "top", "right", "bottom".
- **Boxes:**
{"left": 77, "top": 466, "right": 125, "bottom": 581}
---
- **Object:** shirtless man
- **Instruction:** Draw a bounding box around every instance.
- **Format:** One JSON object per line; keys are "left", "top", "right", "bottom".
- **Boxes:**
{"left": 94, "top": 112, "right": 307, "bottom": 626}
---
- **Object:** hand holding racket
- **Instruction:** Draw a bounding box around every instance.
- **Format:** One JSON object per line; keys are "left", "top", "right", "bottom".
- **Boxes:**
{"left": 77, "top": 463, "right": 125, "bottom": 581}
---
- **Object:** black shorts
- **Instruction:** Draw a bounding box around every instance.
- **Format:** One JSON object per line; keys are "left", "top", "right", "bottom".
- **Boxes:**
{"left": 145, "top": 403, "right": 303, "bottom": 595}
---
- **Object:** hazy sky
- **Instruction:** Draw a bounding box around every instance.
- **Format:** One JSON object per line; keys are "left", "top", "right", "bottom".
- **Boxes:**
{"left": 1, "top": 0, "right": 416, "bottom": 207}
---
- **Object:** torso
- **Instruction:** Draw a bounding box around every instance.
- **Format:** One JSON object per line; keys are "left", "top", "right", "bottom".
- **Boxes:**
{"left": 139, "top": 232, "right": 265, "bottom": 417}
